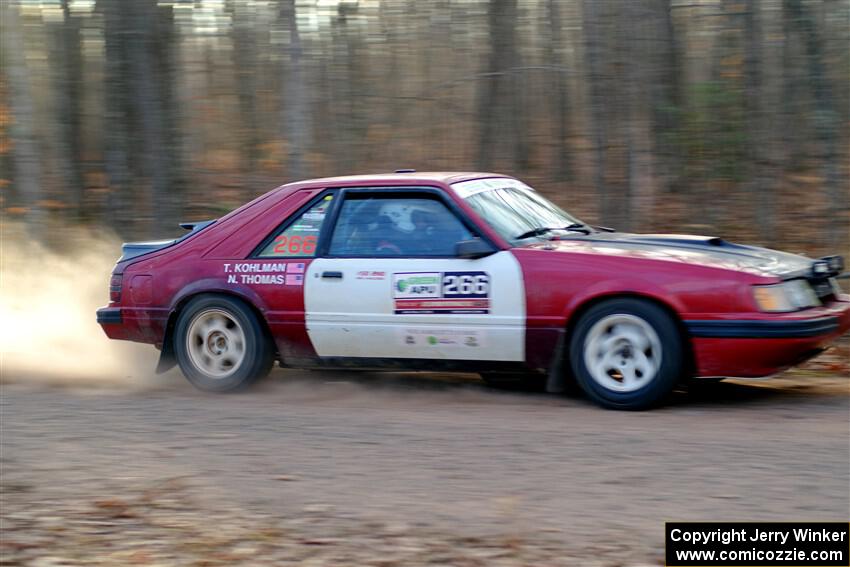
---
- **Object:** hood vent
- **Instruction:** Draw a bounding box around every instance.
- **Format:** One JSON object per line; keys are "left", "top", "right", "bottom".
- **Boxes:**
{"left": 626, "top": 234, "right": 729, "bottom": 248}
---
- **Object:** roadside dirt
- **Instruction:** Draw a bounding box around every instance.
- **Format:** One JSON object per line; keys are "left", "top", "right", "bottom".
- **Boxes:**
{"left": 1, "top": 368, "right": 848, "bottom": 566}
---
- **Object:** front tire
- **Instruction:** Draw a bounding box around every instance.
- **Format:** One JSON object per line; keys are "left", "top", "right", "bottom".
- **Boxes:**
{"left": 569, "top": 298, "right": 683, "bottom": 410}
{"left": 174, "top": 295, "right": 274, "bottom": 392}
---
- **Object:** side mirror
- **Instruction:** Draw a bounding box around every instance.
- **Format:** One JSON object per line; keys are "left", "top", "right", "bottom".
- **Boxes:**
{"left": 456, "top": 238, "right": 497, "bottom": 259}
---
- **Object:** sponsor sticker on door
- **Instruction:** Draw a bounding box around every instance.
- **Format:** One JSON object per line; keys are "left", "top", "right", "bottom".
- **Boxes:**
{"left": 393, "top": 273, "right": 441, "bottom": 298}
{"left": 398, "top": 328, "right": 486, "bottom": 348}
{"left": 392, "top": 271, "right": 490, "bottom": 314}
{"left": 356, "top": 270, "right": 387, "bottom": 280}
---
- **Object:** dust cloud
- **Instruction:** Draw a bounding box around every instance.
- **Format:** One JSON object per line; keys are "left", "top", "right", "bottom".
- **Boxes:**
{"left": 0, "top": 224, "right": 484, "bottom": 395}
{"left": 0, "top": 224, "right": 164, "bottom": 389}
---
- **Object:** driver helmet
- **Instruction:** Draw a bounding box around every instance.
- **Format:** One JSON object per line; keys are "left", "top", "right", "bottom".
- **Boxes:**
{"left": 378, "top": 201, "right": 439, "bottom": 233}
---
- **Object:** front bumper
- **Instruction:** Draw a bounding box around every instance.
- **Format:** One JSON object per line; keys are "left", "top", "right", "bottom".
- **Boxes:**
{"left": 685, "top": 316, "right": 839, "bottom": 339}
{"left": 686, "top": 296, "right": 850, "bottom": 378}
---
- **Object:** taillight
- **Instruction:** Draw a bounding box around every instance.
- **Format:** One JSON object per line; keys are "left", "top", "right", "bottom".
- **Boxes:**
{"left": 110, "top": 274, "right": 123, "bottom": 302}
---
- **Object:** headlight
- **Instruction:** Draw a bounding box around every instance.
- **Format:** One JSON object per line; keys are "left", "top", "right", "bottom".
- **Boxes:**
{"left": 752, "top": 280, "right": 821, "bottom": 312}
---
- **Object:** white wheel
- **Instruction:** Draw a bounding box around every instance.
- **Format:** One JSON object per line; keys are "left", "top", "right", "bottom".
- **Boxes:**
{"left": 582, "top": 313, "right": 663, "bottom": 393}
{"left": 175, "top": 295, "right": 274, "bottom": 392}
{"left": 185, "top": 308, "right": 247, "bottom": 379}
{"left": 570, "top": 299, "right": 683, "bottom": 409}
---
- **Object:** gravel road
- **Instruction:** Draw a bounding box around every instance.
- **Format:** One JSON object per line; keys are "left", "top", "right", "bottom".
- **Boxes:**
{"left": 1, "top": 368, "right": 848, "bottom": 566}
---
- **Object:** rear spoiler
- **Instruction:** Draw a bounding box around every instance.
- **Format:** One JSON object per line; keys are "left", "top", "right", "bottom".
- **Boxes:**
{"left": 119, "top": 219, "right": 216, "bottom": 262}
{"left": 179, "top": 220, "right": 216, "bottom": 232}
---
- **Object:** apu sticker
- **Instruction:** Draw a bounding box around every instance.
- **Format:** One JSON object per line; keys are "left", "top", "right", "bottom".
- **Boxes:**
{"left": 393, "top": 271, "right": 490, "bottom": 314}
{"left": 393, "top": 273, "right": 441, "bottom": 299}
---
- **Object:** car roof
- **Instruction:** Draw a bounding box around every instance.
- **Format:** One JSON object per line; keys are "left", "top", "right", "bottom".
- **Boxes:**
{"left": 281, "top": 171, "right": 512, "bottom": 191}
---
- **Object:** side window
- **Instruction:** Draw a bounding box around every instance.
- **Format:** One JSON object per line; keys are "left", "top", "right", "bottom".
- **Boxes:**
{"left": 257, "top": 194, "right": 334, "bottom": 257}
{"left": 328, "top": 196, "right": 473, "bottom": 257}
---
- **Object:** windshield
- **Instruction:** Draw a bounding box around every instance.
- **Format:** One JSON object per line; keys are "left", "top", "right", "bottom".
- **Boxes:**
{"left": 453, "top": 178, "right": 586, "bottom": 245}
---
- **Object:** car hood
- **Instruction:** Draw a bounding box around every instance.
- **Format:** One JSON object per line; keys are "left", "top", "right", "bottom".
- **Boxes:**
{"left": 525, "top": 232, "right": 813, "bottom": 278}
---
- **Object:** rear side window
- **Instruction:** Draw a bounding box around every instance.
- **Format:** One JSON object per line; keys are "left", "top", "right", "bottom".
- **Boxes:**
{"left": 257, "top": 194, "right": 334, "bottom": 257}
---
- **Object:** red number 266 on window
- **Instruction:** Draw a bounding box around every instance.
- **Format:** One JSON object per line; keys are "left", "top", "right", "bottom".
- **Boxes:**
{"left": 273, "top": 234, "right": 317, "bottom": 255}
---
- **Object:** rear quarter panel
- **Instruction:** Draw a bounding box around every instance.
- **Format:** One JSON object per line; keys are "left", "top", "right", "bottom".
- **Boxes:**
{"left": 114, "top": 187, "right": 321, "bottom": 359}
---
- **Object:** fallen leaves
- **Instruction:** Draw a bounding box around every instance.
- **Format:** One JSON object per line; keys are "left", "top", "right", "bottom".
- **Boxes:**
{"left": 0, "top": 480, "right": 658, "bottom": 566}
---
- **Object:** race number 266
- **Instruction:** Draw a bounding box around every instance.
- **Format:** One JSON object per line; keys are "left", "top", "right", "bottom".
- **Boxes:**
{"left": 442, "top": 272, "right": 489, "bottom": 297}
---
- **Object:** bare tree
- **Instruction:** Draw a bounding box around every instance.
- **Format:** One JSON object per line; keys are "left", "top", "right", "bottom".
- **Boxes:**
{"left": 101, "top": 0, "right": 133, "bottom": 231}
{"left": 582, "top": 0, "right": 611, "bottom": 225}
{"left": 742, "top": 0, "right": 776, "bottom": 242}
{"left": 648, "top": 0, "right": 682, "bottom": 195}
{"left": 783, "top": 0, "right": 846, "bottom": 246}
{"left": 127, "top": 0, "right": 176, "bottom": 233}
{"left": 233, "top": 0, "right": 262, "bottom": 178}
{"left": 280, "top": 0, "right": 311, "bottom": 181}
{"left": 476, "top": 0, "right": 519, "bottom": 172}
{"left": 623, "top": 2, "right": 656, "bottom": 232}
{"left": 1, "top": 2, "right": 44, "bottom": 228}
{"left": 3, "top": 0, "right": 848, "bottom": 254}
{"left": 47, "top": 0, "right": 85, "bottom": 218}
{"left": 546, "top": 0, "right": 572, "bottom": 181}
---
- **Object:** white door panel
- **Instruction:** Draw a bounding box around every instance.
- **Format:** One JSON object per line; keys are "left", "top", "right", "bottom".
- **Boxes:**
{"left": 305, "top": 252, "right": 525, "bottom": 360}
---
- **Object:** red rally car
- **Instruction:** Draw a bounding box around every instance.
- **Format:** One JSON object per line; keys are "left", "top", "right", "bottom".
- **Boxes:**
{"left": 97, "top": 172, "right": 850, "bottom": 409}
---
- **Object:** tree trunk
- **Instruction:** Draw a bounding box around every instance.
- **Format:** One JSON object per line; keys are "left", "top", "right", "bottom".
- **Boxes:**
{"left": 783, "top": 0, "right": 845, "bottom": 247}
{"left": 1, "top": 1, "right": 45, "bottom": 229}
{"left": 281, "top": 0, "right": 311, "bottom": 181}
{"left": 154, "top": 2, "right": 185, "bottom": 225}
{"left": 233, "top": 2, "right": 261, "bottom": 177}
{"left": 547, "top": 0, "right": 572, "bottom": 181}
{"left": 101, "top": 0, "right": 133, "bottom": 233}
{"left": 582, "top": 0, "right": 610, "bottom": 225}
{"left": 476, "top": 0, "right": 518, "bottom": 172}
{"left": 743, "top": 0, "right": 774, "bottom": 243}
{"left": 623, "top": 1, "right": 655, "bottom": 233}
{"left": 780, "top": 4, "right": 805, "bottom": 168}
{"left": 48, "top": 0, "right": 85, "bottom": 219}
{"left": 649, "top": 0, "right": 682, "bottom": 195}
{"left": 130, "top": 0, "right": 173, "bottom": 234}
{"left": 509, "top": 8, "right": 528, "bottom": 173}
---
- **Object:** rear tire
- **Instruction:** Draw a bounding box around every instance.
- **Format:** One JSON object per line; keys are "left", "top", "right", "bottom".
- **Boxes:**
{"left": 174, "top": 295, "right": 274, "bottom": 392}
{"left": 569, "top": 298, "right": 683, "bottom": 410}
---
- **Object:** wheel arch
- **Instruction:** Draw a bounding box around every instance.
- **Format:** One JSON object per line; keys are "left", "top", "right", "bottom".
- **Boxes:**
{"left": 156, "top": 289, "right": 277, "bottom": 374}
{"left": 546, "top": 291, "right": 695, "bottom": 392}
{"left": 565, "top": 292, "right": 688, "bottom": 342}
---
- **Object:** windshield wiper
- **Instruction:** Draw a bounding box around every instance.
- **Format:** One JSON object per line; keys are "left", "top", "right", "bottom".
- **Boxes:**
{"left": 515, "top": 223, "right": 592, "bottom": 240}
{"left": 515, "top": 227, "right": 556, "bottom": 240}
{"left": 562, "top": 223, "right": 592, "bottom": 235}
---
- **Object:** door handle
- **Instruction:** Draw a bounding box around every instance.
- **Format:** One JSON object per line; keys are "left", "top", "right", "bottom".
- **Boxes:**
{"left": 321, "top": 271, "right": 343, "bottom": 279}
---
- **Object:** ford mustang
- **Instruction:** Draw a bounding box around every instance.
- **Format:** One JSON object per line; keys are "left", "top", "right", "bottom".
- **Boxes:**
{"left": 96, "top": 172, "right": 849, "bottom": 409}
